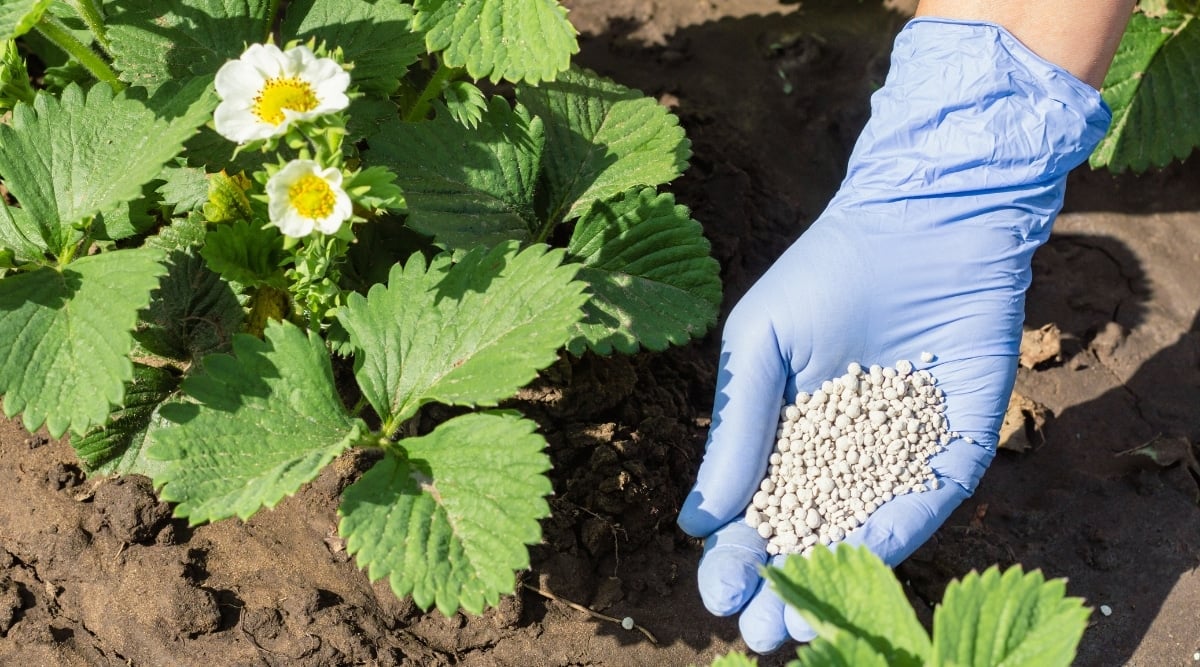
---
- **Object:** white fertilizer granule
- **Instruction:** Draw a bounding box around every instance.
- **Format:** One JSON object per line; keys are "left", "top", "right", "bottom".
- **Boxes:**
{"left": 745, "top": 361, "right": 954, "bottom": 556}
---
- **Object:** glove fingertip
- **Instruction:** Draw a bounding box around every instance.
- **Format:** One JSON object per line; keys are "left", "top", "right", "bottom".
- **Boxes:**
{"left": 783, "top": 604, "right": 818, "bottom": 643}
{"left": 677, "top": 490, "right": 723, "bottom": 537}
{"left": 737, "top": 585, "right": 791, "bottom": 654}
{"left": 739, "top": 612, "right": 789, "bottom": 655}
{"left": 697, "top": 556, "right": 760, "bottom": 616}
{"left": 700, "top": 578, "right": 755, "bottom": 617}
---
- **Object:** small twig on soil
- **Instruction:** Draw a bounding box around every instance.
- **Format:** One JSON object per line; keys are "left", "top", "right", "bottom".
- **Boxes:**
{"left": 521, "top": 583, "right": 658, "bottom": 644}
{"left": 571, "top": 502, "right": 627, "bottom": 577}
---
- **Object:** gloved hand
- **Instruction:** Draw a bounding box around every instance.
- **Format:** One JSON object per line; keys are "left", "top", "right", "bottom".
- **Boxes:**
{"left": 677, "top": 18, "right": 1111, "bottom": 653}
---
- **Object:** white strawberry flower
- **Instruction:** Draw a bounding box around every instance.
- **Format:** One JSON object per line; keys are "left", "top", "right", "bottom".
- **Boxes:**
{"left": 214, "top": 43, "right": 350, "bottom": 143}
{"left": 266, "top": 160, "right": 353, "bottom": 237}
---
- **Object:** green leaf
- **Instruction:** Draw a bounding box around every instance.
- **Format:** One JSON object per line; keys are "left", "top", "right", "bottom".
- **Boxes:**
{"left": 365, "top": 97, "right": 544, "bottom": 249}
{"left": 346, "top": 95, "right": 399, "bottom": 142}
{"left": 157, "top": 162, "right": 211, "bottom": 214}
{"left": 343, "top": 165, "right": 405, "bottom": 213}
{"left": 134, "top": 248, "right": 244, "bottom": 363}
{"left": 709, "top": 653, "right": 760, "bottom": 667}
{"left": 443, "top": 80, "right": 487, "bottom": 129}
{"left": 565, "top": 188, "right": 720, "bottom": 355}
{"left": 339, "top": 411, "right": 552, "bottom": 615}
{"left": 413, "top": 0, "right": 576, "bottom": 84}
{"left": 342, "top": 220, "right": 430, "bottom": 291}
{"left": 282, "top": 0, "right": 425, "bottom": 95}
{"left": 337, "top": 241, "right": 587, "bottom": 430}
{"left": 200, "top": 220, "right": 287, "bottom": 288}
{"left": 1092, "top": 12, "right": 1200, "bottom": 171}
{"left": 182, "top": 123, "right": 270, "bottom": 175}
{"left": 516, "top": 66, "right": 690, "bottom": 222}
{"left": 0, "top": 0, "right": 52, "bottom": 39}
{"left": 931, "top": 565, "right": 1090, "bottom": 667}
{"left": 0, "top": 247, "right": 167, "bottom": 437}
{"left": 766, "top": 546, "right": 931, "bottom": 666}
{"left": 0, "top": 83, "right": 213, "bottom": 258}
{"left": 72, "top": 363, "right": 179, "bottom": 477}
{"left": 93, "top": 182, "right": 158, "bottom": 241}
{"left": 795, "top": 635, "right": 892, "bottom": 667}
{"left": 107, "top": 0, "right": 275, "bottom": 88}
{"left": 146, "top": 214, "right": 209, "bottom": 252}
{"left": 151, "top": 320, "right": 366, "bottom": 524}
{"left": 0, "top": 200, "right": 47, "bottom": 264}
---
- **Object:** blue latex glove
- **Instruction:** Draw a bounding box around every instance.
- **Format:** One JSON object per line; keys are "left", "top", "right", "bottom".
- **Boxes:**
{"left": 677, "top": 18, "right": 1111, "bottom": 653}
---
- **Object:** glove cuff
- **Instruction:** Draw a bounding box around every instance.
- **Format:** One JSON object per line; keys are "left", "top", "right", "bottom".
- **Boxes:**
{"left": 828, "top": 18, "right": 1111, "bottom": 240}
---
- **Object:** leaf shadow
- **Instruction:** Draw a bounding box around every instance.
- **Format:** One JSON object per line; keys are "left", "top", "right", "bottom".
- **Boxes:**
{"left": 364, "top": 104, "right": 543, "bottom": 249}
{"left": 0, "top": 265, "right": 80, "bottom": 310}
{"left": 429, "top": 243, "right": 511, "bottom": 304}
{"left": 161, "top": 332, "right": 281, "bottom": 422}
{"left": 526, "top": 76, "right": 631, "bottom": 223}
{"left": 104, "top": 0, "right": 267, "bottom": 84}
{"left": 133, "top": 248, "right": 244, "bottom": 364}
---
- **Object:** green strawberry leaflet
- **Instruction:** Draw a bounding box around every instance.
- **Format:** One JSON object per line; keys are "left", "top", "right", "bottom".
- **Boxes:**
{"left": 339, "top": 411, "right": 552, "bottom": 615}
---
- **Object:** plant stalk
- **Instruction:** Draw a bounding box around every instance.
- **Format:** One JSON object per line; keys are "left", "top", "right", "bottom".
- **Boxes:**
{"left": 35, "top": 15, "right": 123, "bottom": 92}
{"left": 403, "top": 59, "right": 456, "bottom": 122}
{"left": 66, "top": 0, "right": 112, "bottom": 56}
{"left": 531, "top": 214, "right": 560, "bottom": 245}
{"left": 264, "top": 0, "right": 282, "bottom": 42}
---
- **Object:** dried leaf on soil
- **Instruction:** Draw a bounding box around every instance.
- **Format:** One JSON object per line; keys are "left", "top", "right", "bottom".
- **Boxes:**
{"left": 998, "top": 392, "right": 1049, "bottom": 452}
{"left": 1118, "top": 434, "right": 1200, "bottom": 502}
{"left": 1019, "top": 323, "right": 1062, "bottom": 369}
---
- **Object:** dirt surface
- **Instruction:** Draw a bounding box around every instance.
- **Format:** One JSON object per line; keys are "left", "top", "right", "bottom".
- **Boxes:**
{"left": 3, "top": 1, "right": 1200, "bottom": 665}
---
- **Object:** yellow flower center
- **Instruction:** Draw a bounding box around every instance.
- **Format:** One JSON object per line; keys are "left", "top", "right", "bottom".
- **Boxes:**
{"left": 288, "top": 174, "right": 336, "bottom": 219}
{"left": 252, "top": 77, "right": 319, "bottom": 125}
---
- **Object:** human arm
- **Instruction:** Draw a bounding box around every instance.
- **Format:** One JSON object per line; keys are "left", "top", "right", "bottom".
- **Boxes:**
{"left": 915, "top": 0, "right": 1135, "bottom": 89}
{"left": 677, "top": 3, "right": 1134, "bottom": 654}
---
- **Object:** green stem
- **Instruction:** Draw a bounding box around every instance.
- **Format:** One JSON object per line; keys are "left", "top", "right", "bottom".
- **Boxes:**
{"left": 264, "top": 0, "right": 282, "bottom": 41}
{"left": 35, "top": 16, "right": 122, "bottom": 91}
{"left": 57, "top": 221, "right": 93, "bottom": 268}
{"left": 66, "top": 0, "right": 112, "bottom": 56}
{"left": 531, "top": 214, "right": 560, "bottom": 245}
{"left": 403, "top": 59, "right": 456, "bottom": 122}
{"left": 381, "top": 415, "right": 400, "bottom": 439}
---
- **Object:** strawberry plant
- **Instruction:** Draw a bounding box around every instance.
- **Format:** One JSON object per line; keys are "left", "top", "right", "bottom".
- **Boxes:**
{"left": 0, "top": 0, "right": 721, "bottom": 615}
{"left": 712, "top": 546, "right": 1091, "bottom": 667}
{"left": 1091, "top": 0, "right": 1200, "bottom": 171}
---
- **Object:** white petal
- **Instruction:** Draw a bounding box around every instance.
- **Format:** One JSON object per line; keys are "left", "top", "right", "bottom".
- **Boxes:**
{"left": 241, "top": 43, "right": 289, "bottom": 79}
{"left": 214, "top": 102, "right": 274, "bottom": 143}
{"left": 312, "top": 89, "right": 350, "bottom": 115}
{"left": 276, "top": 159, "right": 319, "bottom": 182}
{"left": 214, "top": 60, "right": 266, "bottom": 99}
{"left": 283, "top": 45, "right": 317, "bottom": 76}
{"left": 274, "top": 210, "right": 316, "bottom": 238}
{"left": 317, "top": 165, "right": 344, "bottom": 187}
{"left": 307, "top": 58, "right": 350, "bottom": 87}
{"left": 315, "top": 190, "right": 353, "bottom": 234}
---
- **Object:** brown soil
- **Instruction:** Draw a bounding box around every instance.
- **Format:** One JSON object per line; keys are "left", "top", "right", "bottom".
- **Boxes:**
{"left": 3, "top": 1, "right": 1200, "bottom": 665}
